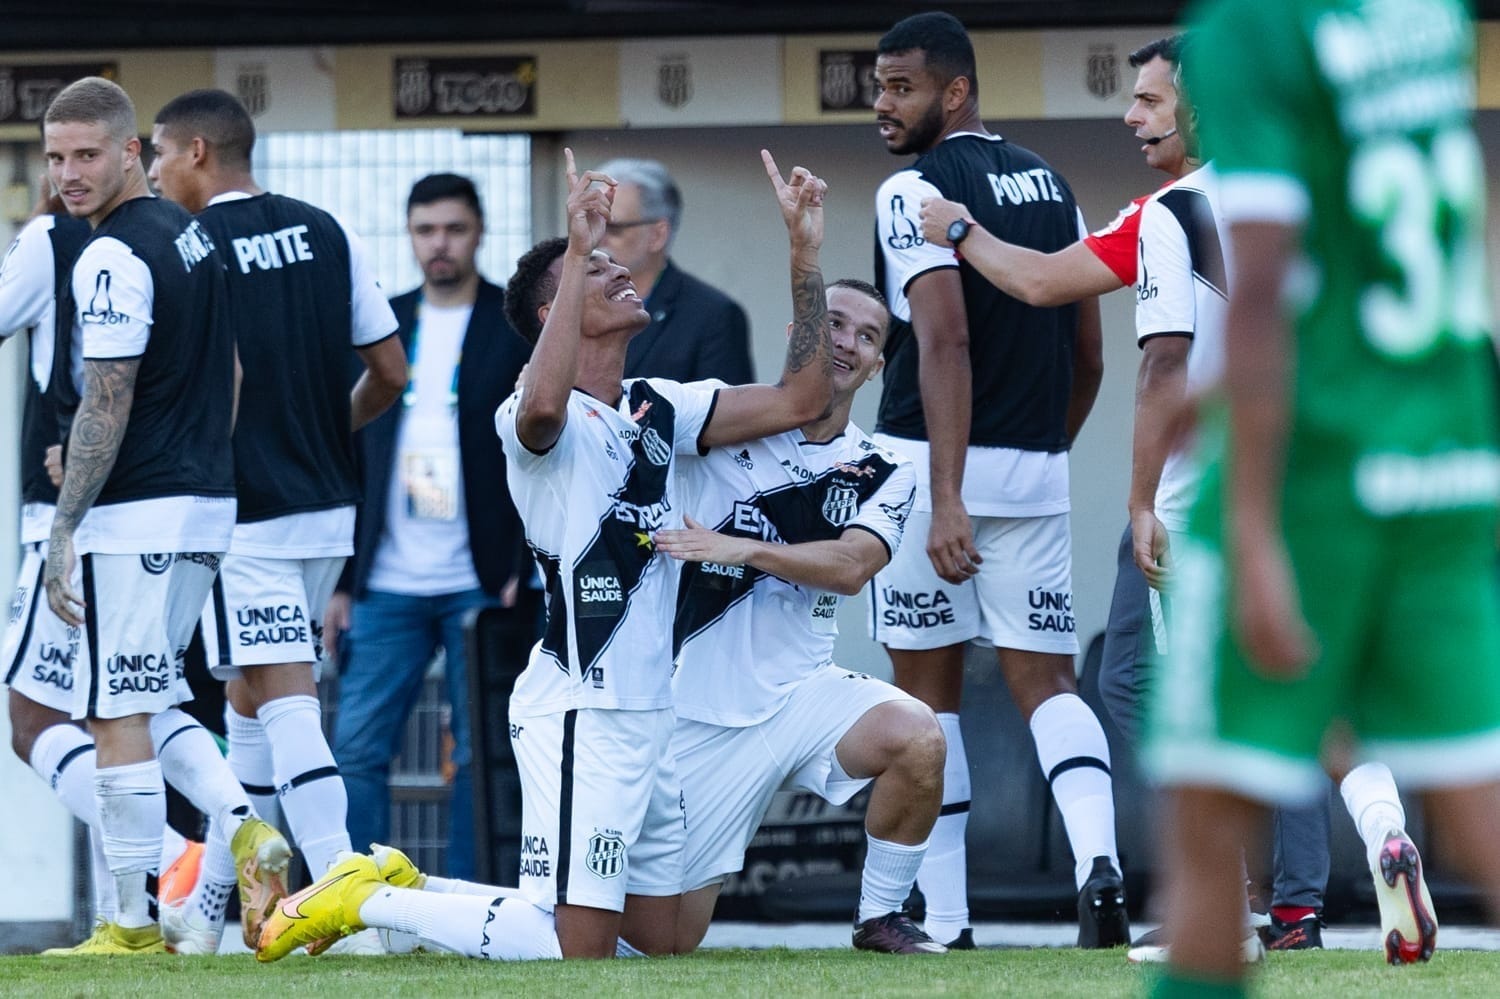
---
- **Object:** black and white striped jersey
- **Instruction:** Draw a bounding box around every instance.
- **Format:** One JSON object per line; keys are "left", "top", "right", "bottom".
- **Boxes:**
{"left": 672, "top": 421, "right": 914, "bottom": 727}
{"left": 496, "top": 377, "right": 717, "bottom": 713}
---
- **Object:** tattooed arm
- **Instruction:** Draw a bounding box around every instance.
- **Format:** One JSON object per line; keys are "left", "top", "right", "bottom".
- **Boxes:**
{"left": 700, "top": 150, "right": 834, "bottom": 450}
{"left": 45, "top": 357, "right": 140, "bottom": 625}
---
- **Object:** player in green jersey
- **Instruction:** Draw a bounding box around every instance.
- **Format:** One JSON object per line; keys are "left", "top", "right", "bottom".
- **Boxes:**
{"left": 1145, "top": 0, "right": 1500, "bottom": 993}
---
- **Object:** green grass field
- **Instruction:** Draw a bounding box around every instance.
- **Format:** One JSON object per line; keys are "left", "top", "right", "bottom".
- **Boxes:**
{"left": 6, "top": 947, "right": 1500, "bottom": 997}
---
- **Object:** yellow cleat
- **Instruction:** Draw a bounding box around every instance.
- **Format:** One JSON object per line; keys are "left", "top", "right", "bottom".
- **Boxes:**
{"left": 41, "top": 920, "right": 167, "bottom": 956}
{"left": 304, "top": 843, "right": 428, "bottom": 956}
{"left": 256, "top": 853, "right": 382, "bottom": 963}
{"left": 370, "top": 842, "right": 427, "bottom": 891}
{"left": 231, "top": 817, "right": 293, "bottom": 950}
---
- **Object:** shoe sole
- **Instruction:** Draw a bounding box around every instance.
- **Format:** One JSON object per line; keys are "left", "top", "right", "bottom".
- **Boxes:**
{"left": 1376, "top": 836, "right": 1438, "bottom": 964}
{"left": 240, "top": 837, "right": 293, "bottom": 950}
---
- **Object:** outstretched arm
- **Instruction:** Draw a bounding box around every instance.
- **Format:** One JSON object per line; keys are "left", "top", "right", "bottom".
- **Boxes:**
{"left": 700, "top": 150, "right": 833, "bottom": 449}
{"left": 45, "top": 357, "right": 140, "bottom": 624}
{"left": 514, "top": 148, "right": 615, "bottom": 453}
{"left": 920, "top": 197, "right": 1123, "bottom": 307}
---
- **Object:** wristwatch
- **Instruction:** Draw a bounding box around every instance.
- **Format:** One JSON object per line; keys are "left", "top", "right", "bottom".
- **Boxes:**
{"left": 946, "top": 217, "right": 975, "bottom": 247}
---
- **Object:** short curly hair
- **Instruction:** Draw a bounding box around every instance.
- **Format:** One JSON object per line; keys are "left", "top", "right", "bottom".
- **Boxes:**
{"left": 504, "top": 237, "right": 568, "bottom": 345}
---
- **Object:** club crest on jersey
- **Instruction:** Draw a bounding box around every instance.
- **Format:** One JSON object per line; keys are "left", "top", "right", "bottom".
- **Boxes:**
{"left": 822, "top": 484, "right": 859, "bottom": 527}
{"left": 586, "top": 831, "right": 626, "bottom": 879}
{"left": 7, "top": 587, "right": 25, "bottom": 625}
{"left": 640, "top": 427, "right": 671, "bottom": 466}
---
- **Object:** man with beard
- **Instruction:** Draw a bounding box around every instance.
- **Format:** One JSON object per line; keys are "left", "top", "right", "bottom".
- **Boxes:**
{"left": 867, "top": 11, "right": 1120, "bottom": 950}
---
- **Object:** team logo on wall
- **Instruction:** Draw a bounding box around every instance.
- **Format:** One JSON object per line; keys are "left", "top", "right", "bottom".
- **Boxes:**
{"left": 640, "top": 427, "right": 671, "bottom": 467}
{"left": 822, "top": 484, "right": 858, "bottom": 527}
{"left": 586, "top": 832, "right": 625, "bottom": 879}
{"left": 140, "top": 553, "right": 173, "bottom": 575}
{"left": 1086, "top": 44, "right": 1120, "bottom": 100}
{"left": 395, "top": 62, "right": 431, "bottom": 116}
{"left": 657, "top": 55, "right": 692, "bottom": 108}
{"left": 818, "top": 50, "right": 879, "bottom": 111}
{"left": 236, "top": 64, "right": 269, "bottom": 117}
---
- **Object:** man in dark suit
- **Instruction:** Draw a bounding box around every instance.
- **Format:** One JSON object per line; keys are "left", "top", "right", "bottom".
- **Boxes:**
{"left": 597, "top": 158, "right": 754, "bottom": 384}
{"left": 326, "top": 174, "right": 532, "bottom": 882}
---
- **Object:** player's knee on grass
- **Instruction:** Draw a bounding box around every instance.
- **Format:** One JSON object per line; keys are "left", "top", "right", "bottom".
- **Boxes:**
{"left": 673, "top": 883, "right": 723, "bottom": 955}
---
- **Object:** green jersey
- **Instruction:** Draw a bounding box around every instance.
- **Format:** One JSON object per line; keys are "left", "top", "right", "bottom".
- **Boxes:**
{"left": 1188, "top": 0, "right": 1500, "bottom": 519}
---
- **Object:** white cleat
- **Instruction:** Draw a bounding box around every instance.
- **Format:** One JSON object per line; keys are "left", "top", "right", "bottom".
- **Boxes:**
{"left": 160, "top": 898, "right": 224, "bottom": 956}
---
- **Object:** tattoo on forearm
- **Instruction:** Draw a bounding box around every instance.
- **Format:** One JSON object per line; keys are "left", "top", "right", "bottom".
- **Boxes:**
{"left": 52, "top": 358, "right": 139, "bottom": 534}
{"left": 786, "top": 259, "right": 831, "bottom": 376}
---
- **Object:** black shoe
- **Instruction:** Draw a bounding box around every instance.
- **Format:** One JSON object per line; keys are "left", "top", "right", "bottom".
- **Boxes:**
{"left": 852, "top": 912, "right": 948, "bottom": 954}
{"left": 945, "top": 928, "right": 976, "bottom": 950}
{"left": 1077, "top": 856, "right": 1131, "bottom": 949}
{"left": 1263, "top": 913, "right": 1323, "bottom": 951}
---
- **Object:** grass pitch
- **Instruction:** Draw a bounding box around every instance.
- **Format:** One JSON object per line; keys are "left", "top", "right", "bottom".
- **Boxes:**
{"left": 8, "top": 947, "right": 1500, "bottom": 998}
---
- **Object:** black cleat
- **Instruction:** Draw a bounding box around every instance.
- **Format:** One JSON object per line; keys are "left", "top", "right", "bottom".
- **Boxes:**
{"left": 853, "top": 912, "right": 948, "bottom": 954}
{"left": 1077, "top": 856, "right": 1131, "bottom": 949}
{"left": 945, "top": 927, "right": 976, "bottom": 950}
{"left": 1262, "top": 913, "right": 1323, "bottom": 951}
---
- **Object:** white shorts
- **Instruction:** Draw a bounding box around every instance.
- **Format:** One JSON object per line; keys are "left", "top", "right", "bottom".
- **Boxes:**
{"left": 199, "top": 554, "right": 345, "bottom": 679}
{"left": 74, "top": 551, "right": 223, "bottom": 721}
{"left": 674, "top": 666, "right": 915, "bottom": 891}
{"left": 510, "top": 705, "right": 684, "bottom": 912}
{"left": 4, "top": 544, "right": 81, "bottom": 714}
{"left": 868, "top": 509, "right": 1079, "bottom": 655}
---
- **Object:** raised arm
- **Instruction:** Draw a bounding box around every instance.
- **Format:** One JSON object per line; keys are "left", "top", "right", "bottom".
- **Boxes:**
{"left": 699, "top": 150, "right": 833, "bottom": 449}
{"left": 920, "top": 197, "right": 1122, "bottom": 307}
{"left": 45, "top": 357, "right": 140, "bottom": 624}
{"left": 655, "top": 515, "right": 892, "bottom": 597}
{"left": 514, "top": 148, "right": 614, "bottom": 453}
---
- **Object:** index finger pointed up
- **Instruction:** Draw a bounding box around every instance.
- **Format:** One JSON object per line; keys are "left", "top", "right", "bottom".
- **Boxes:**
{"left": 564, "top": 147, "right": 578, "bottom": 188}
{"left": 761, "top": 149, "right": 785, "bottom": 192}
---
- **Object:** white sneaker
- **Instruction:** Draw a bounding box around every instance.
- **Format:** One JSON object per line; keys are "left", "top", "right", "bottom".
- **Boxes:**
{"left": 160, "top": 898, "right": 224, "bottom": 955}
{"left": 321, "top": 927, "right": 386, "bottom": 956}
{"left": 1126, "top": 930, "right": 1264, "bottom": 965}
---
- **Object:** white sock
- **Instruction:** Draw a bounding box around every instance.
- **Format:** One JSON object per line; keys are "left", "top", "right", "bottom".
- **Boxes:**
{"left": 258, "top": 694, "right": 350, "bottom": 875}
{"left": 859, "top": 835, "right": 928, "bottom": 923}
{"left": 225, "top": 704, "right": 282, "bottom": 833}
{"left": 186, "top": 813, "right": 239, "bottom": 929}
{"left": 88, "top": 827, "right": 118, "bottom": 922}
{"left": 1029, "top": 693, "right": 1120, "bottom": 890}
{"left": 95, "top": 759, "right": 165, "bottom": 928}
{"left": 920, "top": 712, "right": 970, "bottom": 942}
{"left": 1341, "top": 762, "right": 1407, "bottom": 865}
{"left": 30, "top": 725, "right": 116, "bottom": 918}
{"left": 359, "top": 887, "right": 561, "bottom": 960}
{"left": 151, "top": 708, "right": 252, "bottom": 838}
{"left": 424, "top": 875, "right": 522, "bottom": 898}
